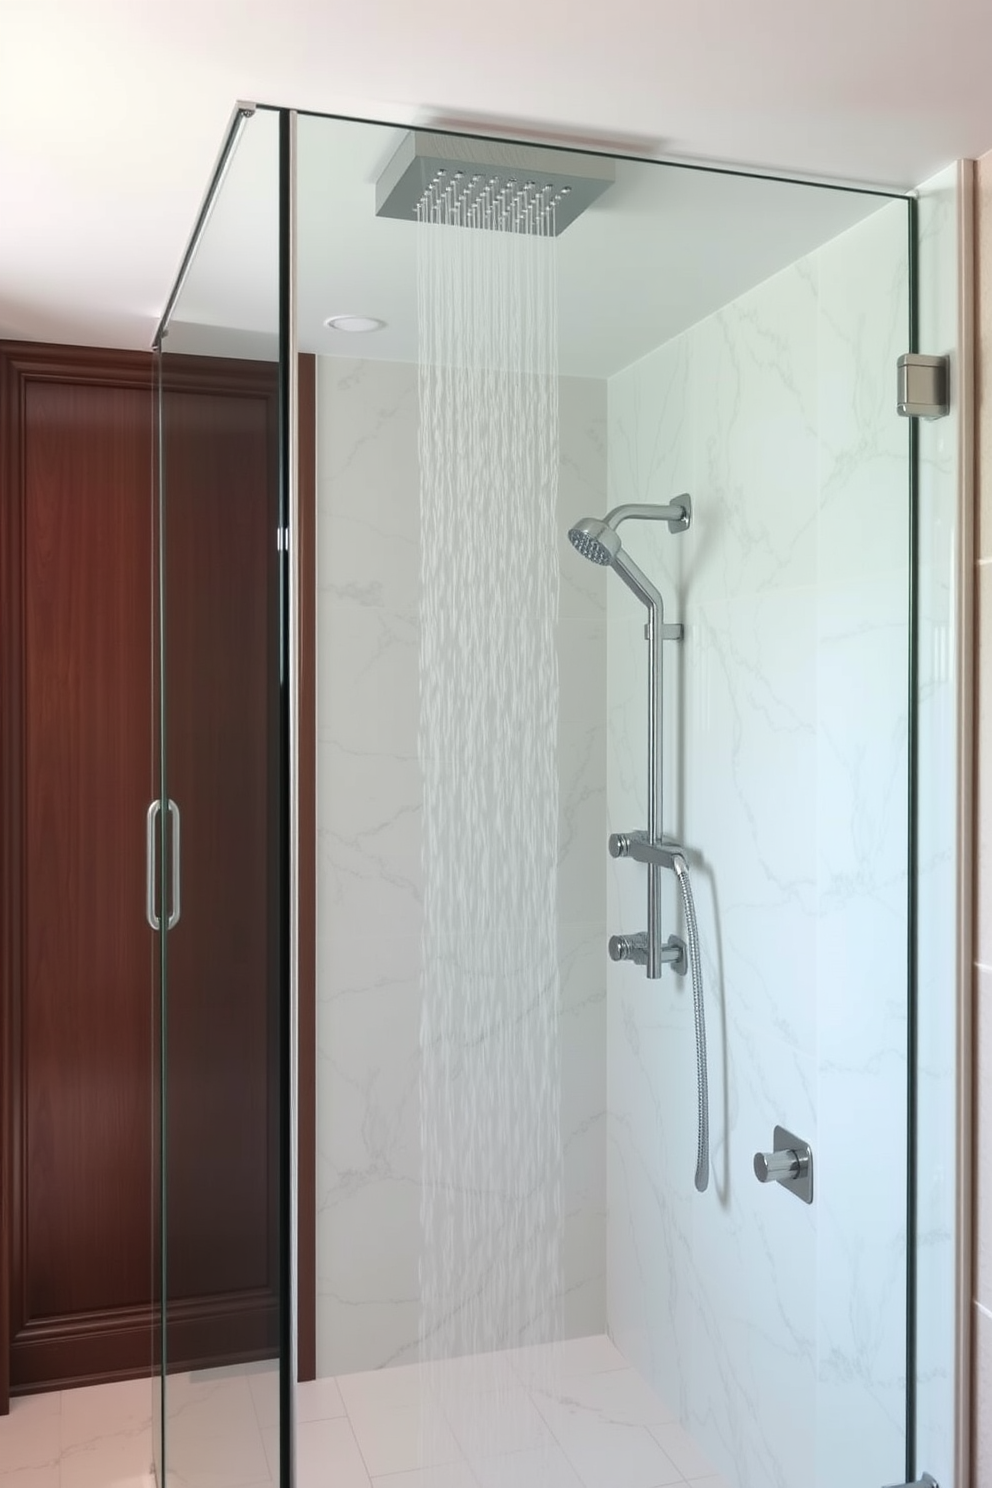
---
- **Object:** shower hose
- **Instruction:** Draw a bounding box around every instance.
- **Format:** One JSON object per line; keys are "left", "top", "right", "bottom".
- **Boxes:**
{"left": 673, "top": 855, "right": 709, "bottom": 1193}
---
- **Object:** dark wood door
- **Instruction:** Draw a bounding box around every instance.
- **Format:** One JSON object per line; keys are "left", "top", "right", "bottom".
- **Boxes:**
{"left": 0, "top": 343, "right": 284, "bottom": 1397}
{"left": 159, "top": 359, "right": 281, "bottom": 1370}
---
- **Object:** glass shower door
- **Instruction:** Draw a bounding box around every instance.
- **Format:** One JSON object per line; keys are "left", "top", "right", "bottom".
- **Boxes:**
{"left": 296, "top": 110, "right": 916, "bottom": 1488}
{"left": 154, "top": 103, "right": 288, "bottom": 1488}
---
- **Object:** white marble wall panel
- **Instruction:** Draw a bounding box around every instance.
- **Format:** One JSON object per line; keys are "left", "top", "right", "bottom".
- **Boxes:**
{"left": 606, "top": 200, "right": 911, "bottom": 1488}
{"left": 912, "top": 164, "right": 965, "bottom": 1488}
{"left": 315, "top": 359, "right": 608, "bottom": 1375}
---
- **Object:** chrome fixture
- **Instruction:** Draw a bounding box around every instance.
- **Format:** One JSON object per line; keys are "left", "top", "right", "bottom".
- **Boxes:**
{"left": 568, "top": 500, "right": 690, "bottom": 979}
{"left": 883, "top": 1475, "right": 939, "bottom": 1488}
{"left": 896, "top": 352, "right": 949, "bottom": 420}
{"left": 146, "top": 798, "right": 181, "bottom": 932}
{"left": 608, "top": 930, "right": 686, "bottom": 976}
{"left": 569, "top": 499, "right": 709, "bottom": 1193}
{"left": 375, "top": 131, "right": 615, "bottom": 235}
{"left": 753, "top": 1126, "right": 813, "bottom": 1204}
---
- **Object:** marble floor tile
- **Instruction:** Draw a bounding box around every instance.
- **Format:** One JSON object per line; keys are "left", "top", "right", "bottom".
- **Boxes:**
{"left": 61, "top": 1379, "right": 153, "bottom": 1449}
{"left": 0, "top": 1394, "right": 61, "bottom": 1474}
{"left": 443, "top": 1388, "right": 556, "bottom": 1458}
{"left": 336, "top": 1364, "right": 428, "bottom": 1419}
{"left": 535, "top": 1397, "right": 683, "bottom": 1488}
{"left": 0, "top": 1336, "right": 726, "bottom": 1488}
{"left": 296, "top": 1418, "right": 370, "bottom": 1488}
{"left": 424, "top": 1351, "right": 520, "bottom": 1399}
{"left": 165, "top": 1374, "right": 259, "bottom": 1442}
{"left": 0, "top": 1471, "right": 60, "bottom": 1488}
{"left": 247, "top": 1370, "right": 280, "bottom": 1432}
{"left": 535, "top": 1367, "right": 677, "bottom": 1430}
{"left": 164, "top": 1422, "right": 271, "bottom": 1488}
{"left": 60, "top": 1433, "right": 156, "bottom": 1488}
{"left": 648, "top": 1423, "right": 716, "bottom": 1481}
{"left": 368, "top": 1467, "right": 477, "bottom": 1488}
{"left": 295, "top": 1378, "right": 346, "bottom": 1424}
{"left": 510, "top": 1335, "right": 626, "bottom": 1387}
{"left": 470, "top": 1444, "right": 584, "bottom": 1488}
{"left": 346, "top": 1402, "right": 461, "bottom": 1479}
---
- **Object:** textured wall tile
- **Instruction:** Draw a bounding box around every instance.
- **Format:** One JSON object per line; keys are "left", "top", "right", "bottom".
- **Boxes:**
{"left": 315, "top": 356, "right": 608, "bottom": 1375}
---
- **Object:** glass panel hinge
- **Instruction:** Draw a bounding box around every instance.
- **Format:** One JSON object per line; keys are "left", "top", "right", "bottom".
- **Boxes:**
{"left": 897, "top": 353, "right": 949, "bottom": 419}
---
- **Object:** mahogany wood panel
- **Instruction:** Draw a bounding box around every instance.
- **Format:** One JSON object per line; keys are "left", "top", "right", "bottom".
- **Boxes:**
{"left": 1, "top": 353, "right": 159, "bottom": 1393}
{"left": 0, "top": 342, "right": 318, "bottom": 1395}
{"left": 160, "top": 363, "right": 280, "bottom": 1359}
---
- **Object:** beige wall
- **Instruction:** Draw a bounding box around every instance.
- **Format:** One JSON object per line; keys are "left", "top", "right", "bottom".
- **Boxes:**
{"left": 975, "top": 151, "right": 992, "bottom": 1485}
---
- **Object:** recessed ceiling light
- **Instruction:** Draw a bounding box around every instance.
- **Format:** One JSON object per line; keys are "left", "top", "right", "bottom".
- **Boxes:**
{"left": 324, "top": 314, "right": 386, "bottom": 333}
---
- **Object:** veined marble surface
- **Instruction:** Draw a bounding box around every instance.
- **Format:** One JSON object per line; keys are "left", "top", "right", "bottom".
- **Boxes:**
{"left": 605, "top": 199, "right": 913, "bottom": 1488}
{"left": 315, "top": 360, "right": 608, "bottom": 1376}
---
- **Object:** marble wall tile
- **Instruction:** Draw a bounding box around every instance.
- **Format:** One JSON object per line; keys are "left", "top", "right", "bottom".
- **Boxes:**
{"left": 976, "top": 1303, "right": 992, "bottom": 1488}
{"left": 912, "top": 164, "right": 964, "bottom": 1488}
{"left": 981, "top": 560, "right": 992, "bottom": 976}
{"left": 316, "top": 360, "right": 609, "bottom": 1375}
{"left": 979, "top": 968, "right": 992, "bottom": 1320}
{"left": 606, "top": 200, "right": 913, "bottom": 1488}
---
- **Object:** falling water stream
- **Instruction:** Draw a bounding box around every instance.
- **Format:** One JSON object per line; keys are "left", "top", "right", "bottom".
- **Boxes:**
{"left": 417, "top": 191, "right": 564, "bottom": 1469}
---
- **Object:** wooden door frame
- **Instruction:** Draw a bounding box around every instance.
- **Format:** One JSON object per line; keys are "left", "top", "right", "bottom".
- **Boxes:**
{"left": 0, "top": 340, "right": 318, "bottom": 1398}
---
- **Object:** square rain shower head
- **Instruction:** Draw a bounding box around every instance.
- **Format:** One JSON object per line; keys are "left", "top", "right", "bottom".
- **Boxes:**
{"left": 375, "top": 130, "right": 615, "bottom": 235}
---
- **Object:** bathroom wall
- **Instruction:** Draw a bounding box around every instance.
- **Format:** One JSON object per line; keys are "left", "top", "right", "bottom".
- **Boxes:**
{"left": 974, "top": 150, "right": 992, "bottom": 1488}
{"left": 313, "top": 356, "right": 608, "bottom": 1376}
{"left": 605, "top": 200, "right": 911, "bottom": 1488}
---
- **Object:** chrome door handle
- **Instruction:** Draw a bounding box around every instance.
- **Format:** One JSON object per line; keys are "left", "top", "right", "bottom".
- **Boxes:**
{"left": 146, "top": 800, "right": 161, "bottom": 931}
{"left": 167, "top": 799, "right": 181, "bottom": 930}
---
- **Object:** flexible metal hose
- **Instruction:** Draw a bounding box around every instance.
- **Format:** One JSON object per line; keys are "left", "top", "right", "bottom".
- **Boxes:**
{"left": 673, "top": 855, "right": 709, "bottom": 1193}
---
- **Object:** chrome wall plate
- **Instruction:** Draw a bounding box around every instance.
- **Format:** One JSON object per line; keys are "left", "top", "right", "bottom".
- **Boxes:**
{"left": 752, "top": 1125, "right": 813, "bottom": 1204}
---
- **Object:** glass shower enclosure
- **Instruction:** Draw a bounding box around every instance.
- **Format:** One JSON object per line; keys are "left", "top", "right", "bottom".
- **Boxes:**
{"left": 150, "top": 103, "right": 965, "bottom": 1488}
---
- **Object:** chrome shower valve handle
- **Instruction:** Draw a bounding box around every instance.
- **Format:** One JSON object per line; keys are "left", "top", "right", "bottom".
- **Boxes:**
{"left": 753, "top": 1126, "right": 813, "bottom": 1204}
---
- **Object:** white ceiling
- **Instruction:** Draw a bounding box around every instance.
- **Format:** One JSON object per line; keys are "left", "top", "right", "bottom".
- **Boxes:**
{"left": 3, "top": 0, "right": 992, "bottom": 353}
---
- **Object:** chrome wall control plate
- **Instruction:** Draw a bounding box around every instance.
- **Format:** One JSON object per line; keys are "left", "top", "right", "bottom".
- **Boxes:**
{"left": 753, "top": 1125, "right": 813, "bottom": 1204}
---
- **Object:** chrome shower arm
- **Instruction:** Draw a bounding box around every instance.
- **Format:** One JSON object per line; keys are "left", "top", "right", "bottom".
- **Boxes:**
{"left": 606, "top": 496, "right": 692, "bottom": 535}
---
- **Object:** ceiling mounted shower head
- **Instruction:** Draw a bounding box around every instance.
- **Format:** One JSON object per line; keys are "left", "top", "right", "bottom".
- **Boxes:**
{"left": 375, "top": 131, "right": 615, "bottom": 235}
{"left": 568, "top": 517, "right": 622, "bottom": 566}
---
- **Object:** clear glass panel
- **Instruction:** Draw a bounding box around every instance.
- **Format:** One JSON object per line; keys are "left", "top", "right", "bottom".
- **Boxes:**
{"left": 155, "top": 103, "right": 284, "bottom": 1488}
{"left": 297, "top": 113, "right": 912, "bottom": 1488}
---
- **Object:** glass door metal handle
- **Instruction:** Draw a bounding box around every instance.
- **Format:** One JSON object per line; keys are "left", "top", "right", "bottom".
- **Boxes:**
{"left": 167, "top": 799, "right": 181, "bottom": 930}
{"left": 753, "top": 1125, "right": 813, "bottom": 1203}
{"left": 146, "top": 800, "right": 161, "bottom": 931}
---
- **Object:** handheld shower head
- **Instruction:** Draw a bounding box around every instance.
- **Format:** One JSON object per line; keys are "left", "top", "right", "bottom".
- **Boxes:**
{"left": 567, "top": 518, "right": 621, "bottom": 566}
{"left": 567, "top": 498, "right": 692, "bottom": 612}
